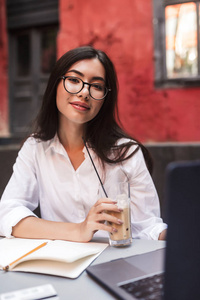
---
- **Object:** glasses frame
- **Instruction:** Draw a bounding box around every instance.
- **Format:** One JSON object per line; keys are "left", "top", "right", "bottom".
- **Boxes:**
{"left": 60, "top": 76, "right": 111, "bottom": 100}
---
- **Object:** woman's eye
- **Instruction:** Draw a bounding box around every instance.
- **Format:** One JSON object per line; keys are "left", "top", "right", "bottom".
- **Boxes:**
{"left": 92, "top": 84, "right": 104, "bottom": 91}
{"left": 68, "top": 77, "right": 80, "bottom": 84}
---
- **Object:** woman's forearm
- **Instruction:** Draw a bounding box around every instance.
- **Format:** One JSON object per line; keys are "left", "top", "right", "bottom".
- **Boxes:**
{"left": 12, "top": 216, "right": 83, "bottom": 242}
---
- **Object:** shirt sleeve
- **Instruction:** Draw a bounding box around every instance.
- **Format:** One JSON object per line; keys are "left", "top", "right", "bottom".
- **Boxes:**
{"left": 121, "top": 146, "right": 167, "bottom": 240}
{"left": 0, "top": 138, "right": 39, "bottom": 238}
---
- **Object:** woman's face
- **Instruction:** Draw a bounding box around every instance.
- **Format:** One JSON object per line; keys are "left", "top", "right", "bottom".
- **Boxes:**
{"left": 56, "top": 58, "right": 106, "bottom": 131}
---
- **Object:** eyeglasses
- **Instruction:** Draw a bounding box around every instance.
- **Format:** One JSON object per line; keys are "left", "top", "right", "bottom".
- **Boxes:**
{"left": 60, "top": 76, "right": 111, "bottom": 100}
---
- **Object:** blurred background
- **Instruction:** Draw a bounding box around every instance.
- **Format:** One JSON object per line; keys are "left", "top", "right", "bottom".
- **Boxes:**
{"left": 0, "top": 0, "right": 200, "bottom": 219}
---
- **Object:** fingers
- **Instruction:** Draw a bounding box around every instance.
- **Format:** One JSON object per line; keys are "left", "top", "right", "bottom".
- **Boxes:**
{"left": 82, "top": 198, "right": 124, "bottom": 239}
{"left": 96, "top": 204, "right": 121, "bottom": 214}
{"left": 94, "top": 199, "right": 122, "bottom": 214}
{"left": 91, "top": 221, "right": 119, "bottom": 234}
{"left": 84, "top": 210, "right": 123, "bottom": 235}
{"left": 94, "top": 197, "right": 116, "bottom": 206}
{"left": 96, "top": 212, "right": 123, "bottom": 225}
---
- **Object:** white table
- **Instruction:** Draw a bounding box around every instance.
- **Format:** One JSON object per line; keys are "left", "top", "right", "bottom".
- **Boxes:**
{"left": 0, "top": 238, "right": 166, "bottom": 300}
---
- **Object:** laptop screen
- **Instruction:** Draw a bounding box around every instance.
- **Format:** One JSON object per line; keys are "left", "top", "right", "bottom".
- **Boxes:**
{"left": 164, "top": 160, "right": 200, "bottom": 300}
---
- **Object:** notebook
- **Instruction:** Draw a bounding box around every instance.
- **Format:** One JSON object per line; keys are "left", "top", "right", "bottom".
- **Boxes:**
{"left": 86, "top": 160, "right": 200, "bottom": 300}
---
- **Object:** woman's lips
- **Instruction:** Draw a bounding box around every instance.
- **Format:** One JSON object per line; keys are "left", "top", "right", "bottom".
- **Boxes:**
{"left": 70, "top": 101, "right": 90, "bottom": 111}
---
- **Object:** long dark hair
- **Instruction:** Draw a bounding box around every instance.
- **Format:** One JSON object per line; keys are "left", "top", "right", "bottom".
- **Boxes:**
{"left": 32, "top": 46, "right": 153, "bottom": 173}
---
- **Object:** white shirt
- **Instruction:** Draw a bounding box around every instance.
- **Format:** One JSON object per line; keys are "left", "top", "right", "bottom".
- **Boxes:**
{"left": 0, "top": 135, "right": 167, "bottom": 239}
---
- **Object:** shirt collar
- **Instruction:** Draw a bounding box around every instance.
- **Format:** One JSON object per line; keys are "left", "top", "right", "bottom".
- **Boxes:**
{"left": 45, "top": 134, "right": 97, "bottom": 159}
{"left": 45, "top": 134, "right": 65, "bottom": 155}
{"left": 82, "top": 142, "right": 97, "bottom": 161}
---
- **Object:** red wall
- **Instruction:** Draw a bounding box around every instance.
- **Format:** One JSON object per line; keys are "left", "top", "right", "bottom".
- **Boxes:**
{"left": 58, "top": 0, "right": 200, "bottom": 142}
{"left": 0, "top": 0, "right": 9, "bottom": 136}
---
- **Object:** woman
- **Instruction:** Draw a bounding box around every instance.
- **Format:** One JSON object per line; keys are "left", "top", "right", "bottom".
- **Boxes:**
{"left": 0, "top": 46, "right": 167, "bottom": 241}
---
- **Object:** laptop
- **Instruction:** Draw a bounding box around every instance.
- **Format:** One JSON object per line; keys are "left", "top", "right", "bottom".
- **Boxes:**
{"left": 86, "top": 160, "right": 200, "bottom": 300}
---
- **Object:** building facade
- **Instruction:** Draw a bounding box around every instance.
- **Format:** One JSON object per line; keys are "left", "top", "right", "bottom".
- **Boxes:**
{"left": 1, "top": 0, "right": 200, "bottom": 142}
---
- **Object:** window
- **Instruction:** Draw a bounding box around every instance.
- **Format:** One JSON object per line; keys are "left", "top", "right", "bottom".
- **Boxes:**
{"left": 16, "top": 33, "right": 30, "bottom": 77}
{"left": 41, "top": 28, "right": 57, "bottom": 74}
{"left": 9, "top": 26, "right": 58, "bottom": 136}
{"left": 7, "top": 0, "right": 58, "bottom": 137}
{"left": 153, "top": 0, "right": 200, "bottom": 88}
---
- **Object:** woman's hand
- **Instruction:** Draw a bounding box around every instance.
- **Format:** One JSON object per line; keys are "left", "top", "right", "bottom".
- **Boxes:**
{"left": 79, "top": 198, "right": 123, "bottom": 242}
{"left": 12, "top": 199, "right": 123, "bottom": 243}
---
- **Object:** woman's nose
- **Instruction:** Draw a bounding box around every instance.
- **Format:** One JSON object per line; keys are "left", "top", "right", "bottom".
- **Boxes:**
{"left": 78, "top": 83, "right": 90, "bottom": 100}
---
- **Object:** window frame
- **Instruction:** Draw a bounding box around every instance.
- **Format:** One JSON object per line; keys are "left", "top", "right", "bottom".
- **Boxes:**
{"left": 153, "top": 0, "right": 200, "bottom": 88}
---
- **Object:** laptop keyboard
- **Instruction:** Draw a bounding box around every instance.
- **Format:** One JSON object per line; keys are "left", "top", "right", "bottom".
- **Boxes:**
{"left": 119, "top": 272, "right": 164, "bottom": 300}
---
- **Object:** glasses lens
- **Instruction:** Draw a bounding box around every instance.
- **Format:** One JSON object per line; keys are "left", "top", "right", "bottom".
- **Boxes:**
{"left": 90, "top": 83, "right": 106, "bottom": 100}
{"left": 64, "top": 76, "right": 82, "bottom": 94}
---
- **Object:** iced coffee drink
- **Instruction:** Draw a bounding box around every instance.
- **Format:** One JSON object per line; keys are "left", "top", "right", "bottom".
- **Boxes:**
{"left": 109, "top": 193, "right": 132, "bottom": 247}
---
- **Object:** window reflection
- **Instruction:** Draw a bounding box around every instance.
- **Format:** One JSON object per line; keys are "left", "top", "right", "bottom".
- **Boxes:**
{"left": 165, "top": 2, "right": 197, "bottom": 78}
{"left": 17, "top": 33, "right": 30, "bottom": 76}
{"left": 41, "top": 27, "right": 57, "bottom": 74}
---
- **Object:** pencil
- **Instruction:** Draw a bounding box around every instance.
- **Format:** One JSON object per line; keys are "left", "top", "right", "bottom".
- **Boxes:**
{"left": 3, "top": 241, "right": 48, "bottom": 271}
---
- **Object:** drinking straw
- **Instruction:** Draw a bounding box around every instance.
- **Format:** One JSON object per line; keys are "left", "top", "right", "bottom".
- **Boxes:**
{"left": 82, "top": 137, "right": 108, "bottom": 198}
